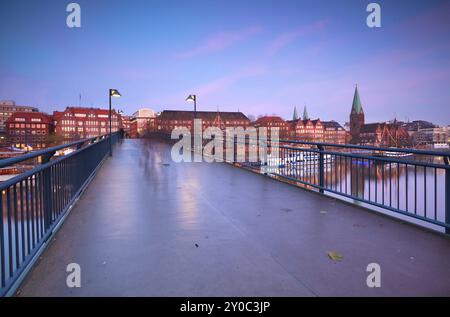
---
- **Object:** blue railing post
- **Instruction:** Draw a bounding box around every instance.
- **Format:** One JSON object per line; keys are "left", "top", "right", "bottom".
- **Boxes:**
{"left": 445, "top": 156, "right": 450, "bottom": 235}
{"left": 318, "top": 145, "right": 324, "bottom": 193}
{"left": 41, "top": 151, "right": 55, "bottom": 231}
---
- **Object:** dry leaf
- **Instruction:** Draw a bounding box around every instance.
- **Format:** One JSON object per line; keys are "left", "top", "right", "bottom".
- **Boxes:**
{"left": 327, "top": 251, "right": 343, "bottom": 261}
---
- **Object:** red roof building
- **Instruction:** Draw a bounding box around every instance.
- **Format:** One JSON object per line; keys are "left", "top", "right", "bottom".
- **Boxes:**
{"left": 6, "top": 111, "right": 53, "bottom": 149}
{"left": 53, "top": 107, "right": 122, "bottom": 140}
{"left": 360, "top": 121, "right": 411, "bottom": 147}
{"left": 253, "top": 116, "right": 290, "bottom": 139}
{"left": 288, "top": 118, "right": 324, "bottom": 142}
{"left": 322, "top": 120, "right": 348, "bottom": 144}
{"left": 157, "top": 110, "right": 250, "bottom": 134}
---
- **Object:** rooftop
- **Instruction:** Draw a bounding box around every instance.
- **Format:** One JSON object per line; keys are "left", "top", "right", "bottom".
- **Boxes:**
{"left": 159, "top": 110, "right": 249, "bottom": 121}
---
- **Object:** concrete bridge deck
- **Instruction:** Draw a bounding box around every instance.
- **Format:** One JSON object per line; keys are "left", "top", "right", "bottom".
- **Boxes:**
{"left": 17, "top": 139, "right": 450, "bottom": 296}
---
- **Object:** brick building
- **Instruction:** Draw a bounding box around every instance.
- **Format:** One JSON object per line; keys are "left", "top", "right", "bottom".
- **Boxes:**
{"left": 121, "top": 115, "right": 132, "bottom": 137}
{"left": 253, "top": 116, "right": 290, "bottom": 139}
{"left": 359, "top": 121, "right": 411, "bottom": 147}
{"left": 157, "top": 110, "right": 250, "bottom": 135}
{"left": 0, "top": 100, "right": 39, "bottom": 133}
{"left": 288, "top": 118, "right": 324, "bottom": 142}
{"left": 53, "top": 107, "right": 121, "bottom": 140}
{"left": 5, "top": 111, "right": 53, "bottom": 149}
{"left": 348, "top": 86, "right": 410, "bottom": 147}
{"left": 322, "top": 120, "right": 347, "bottom": 144}
{"left": 349, "top": 86, "right": 365, "bottom": 144}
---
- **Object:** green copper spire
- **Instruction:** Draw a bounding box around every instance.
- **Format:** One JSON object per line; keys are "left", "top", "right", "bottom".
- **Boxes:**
{"left": 293, "top": 106, "right": 298, "bottom": 120}
{"left": 351, "top": 85, "right": 364, "bottom": 114}
{"left": 302, "top": 105, "right": 309, "bottom": 121}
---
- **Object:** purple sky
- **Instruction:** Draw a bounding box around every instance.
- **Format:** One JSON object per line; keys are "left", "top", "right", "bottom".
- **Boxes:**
{"left": 1, "top": 0, "right": 450, "bottom": 125}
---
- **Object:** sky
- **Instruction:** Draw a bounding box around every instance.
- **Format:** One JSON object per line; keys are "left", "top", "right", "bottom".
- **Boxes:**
{"left": 0, "top": 0, "right": 450, "bottom": 125}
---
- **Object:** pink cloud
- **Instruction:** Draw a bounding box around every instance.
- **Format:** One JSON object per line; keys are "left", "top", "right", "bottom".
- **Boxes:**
{"left": 192, "top": 66, "right": 267, "bottom": 97}
{"left": 267, "top": 19, "right": 329, "bottom": 56}
{"left": 175, "top": 26, "right": 263, "bottom": 59}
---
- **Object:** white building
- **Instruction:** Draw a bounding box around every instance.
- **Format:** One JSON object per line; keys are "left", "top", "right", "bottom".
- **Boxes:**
{"left": 131, "top": 108, "right": 157, "bottom": 136}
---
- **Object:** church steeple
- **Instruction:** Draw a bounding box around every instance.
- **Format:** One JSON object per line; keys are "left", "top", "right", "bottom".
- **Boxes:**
{"left": 351, "top": 84, "right": 364, "bottom": 114}
{"left": 349, "top": 84, "right": 365, "bottom": 144}
{"left": 293, "top": 106, "right": 298, "bottom": 120}
{"left": 302, "top": 105, "right": 309, "bottom": 121}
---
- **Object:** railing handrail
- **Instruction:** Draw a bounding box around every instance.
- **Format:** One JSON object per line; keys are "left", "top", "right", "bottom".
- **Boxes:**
{"left": 0, "top": 137, "right": 108, "bottom": 190}
{"left": 185, "top": 132, "right": 450, "bottom": 157}
{"left": 273, "top": 144, "right": 450, "bottom": 170}
{"left": 280, "top": 139, "right": 450, "bottom": 157}
{"left": 0, "top": 134, "right": 111, "bottom": 169}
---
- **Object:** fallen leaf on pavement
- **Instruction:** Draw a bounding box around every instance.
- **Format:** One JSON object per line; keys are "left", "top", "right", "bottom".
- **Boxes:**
{"left": 327, "top": 251, "right": 343, "bottom": 261}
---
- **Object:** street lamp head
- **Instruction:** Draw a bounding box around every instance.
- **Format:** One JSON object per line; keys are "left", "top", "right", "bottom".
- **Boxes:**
{"left": 110, "top": 89, "right": 122, "bottom": 98}
{"left": 186, "top": 94, "right": 196, "bottom": 102}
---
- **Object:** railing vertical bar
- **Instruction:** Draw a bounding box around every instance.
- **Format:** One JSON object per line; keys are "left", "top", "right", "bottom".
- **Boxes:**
{"left": 25, "top": 178, "right": 31, "bottom": 256}
{"left": 445, "top": 156, "right": 450, "bottom": 234}
{"left": 382, "top": 164, "right": 385, "bottom": 205}
{"left": 0, "top": 191, "right": 5, "bottom": 288}
{"left": 397, "top": 163, "right": 400, "bottom": 210}
{"left": 13, "top": 184, "right": 19, "bottom": 270}
{"left": 19, "top": 181, "right": 25, "bottom": 262}
{"left": 30, "top": 175, "right": 35, "bottom": 248}
{"left": 405, "top": 164, "right": 408, "bottom": 213}
{"left": 368, "top": 158, "right": 371, "bottom": 202}
{"left": 424, "top": 167, "right": 427, "bottom": 218}
{"left": 7, "top": 188, "right": 13, "bottom": 278}
{"left": 415, "top": 165, "right": 417, "bottom": 215}
{"left": 434, "top": 167, "right": 437, "bottom": 221}
{"left": 389, "top": 163, "right": 392, "bottom": 208}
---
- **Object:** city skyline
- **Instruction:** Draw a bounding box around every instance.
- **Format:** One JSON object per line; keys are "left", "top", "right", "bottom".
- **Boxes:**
{"left": 1, "top": 0, "right": 450, "bottom": 125}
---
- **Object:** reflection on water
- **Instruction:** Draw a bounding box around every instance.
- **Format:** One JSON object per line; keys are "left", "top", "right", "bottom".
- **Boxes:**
{"left": 261, "top": 155, "right": 446, "bottom": 229}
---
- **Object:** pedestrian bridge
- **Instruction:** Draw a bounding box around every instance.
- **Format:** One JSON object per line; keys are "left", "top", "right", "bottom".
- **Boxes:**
{"left": 7, "top": 138, "right": 449, "bottom": 296}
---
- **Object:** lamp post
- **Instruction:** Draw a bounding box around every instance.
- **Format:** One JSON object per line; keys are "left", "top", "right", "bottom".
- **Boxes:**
{"left": 186, "top": 94, "right": 197, "bottom": 118}
{"left": 109, "top": 89, "right": 122, "bottom": 156}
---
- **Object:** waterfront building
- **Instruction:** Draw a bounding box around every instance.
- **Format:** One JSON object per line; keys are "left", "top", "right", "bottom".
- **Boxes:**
{"left": 157, "top": 110, "right": 250, "bottom": 135}
{"left": 5, "top": 111, "right": 53, "bottom": 149}
{"left": 53, "top": 107, "right": 121, "bottom": 140}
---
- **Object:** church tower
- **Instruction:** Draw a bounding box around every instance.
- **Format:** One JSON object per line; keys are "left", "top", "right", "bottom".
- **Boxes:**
{"left": 349, "top": 85, "right": 365, "bottom": 144}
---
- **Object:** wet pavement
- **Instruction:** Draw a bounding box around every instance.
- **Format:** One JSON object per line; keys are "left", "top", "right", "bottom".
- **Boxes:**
{"left": 17, "top": 139, "right": 450, "bottom": 296}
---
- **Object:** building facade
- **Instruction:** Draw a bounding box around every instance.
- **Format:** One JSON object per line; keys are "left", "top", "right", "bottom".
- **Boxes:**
{"left": 322, "top": 120, "right": 347, "bottom": 144}
{"left": 348, "top": 86, "right": 410, "bottom": 147}
{"left": 253, "top": 116, "right": 290, "bottom": 139}
{"left": 288, "top": 118, "right": 324, "bottom": 142}
{"left": 121, "top": 115, "right": 132, "bottom": 137}
{"left": 349, "top": 86, "right": 365, "bottom": 144}
{"left": 157, "top": 110, "right": 250, "bottom": 135}
{"left": 53, "top": 107, "right": 121, "bottom": 140}
{"left": 412, "top": 127, "right": 449, "bottom": 148}
{"left": 359, "top": 121, "right": 411, "bottom": 147}
{"left": 0, "top": 100, "right": 39, "bottom": 133}
{"left": 5, "top": 111, "right": 53, "bottom": 149}
{"left": 131, "top": 108, "right": 157, "bottom": 137}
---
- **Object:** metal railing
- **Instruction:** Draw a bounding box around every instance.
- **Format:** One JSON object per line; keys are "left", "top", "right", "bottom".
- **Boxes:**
{"left": 0, "top": 132, "right": 120, "bottom": 296}
{"left": 224, "top": 137, "right": 450, "bottom": 234}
